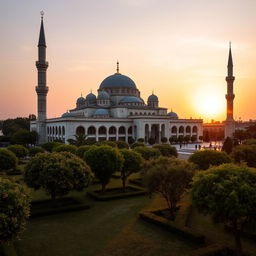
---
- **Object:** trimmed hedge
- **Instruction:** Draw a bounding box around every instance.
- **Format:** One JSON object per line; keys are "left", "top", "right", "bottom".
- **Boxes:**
{"left": 130, "top": 142, "right": 145, "bottom": 149}
{"left": 133, "top": 146, "right": 161, "bottom": 160}
{"left": 153, "top": 144, "right": 178, "bottom": 157}
{"left": 7, "top": 145, "right": 28, "bottom": 158}
{"left": 87, "top": 186, "right": 146, "bottom": 201}
{"left": 29, "top": 147, "right": 45, "bottom": 157}
{"left": 41, "top": 142, "right": 63, "bottom": 152}
{"left": 53, "top": 144, "right": 78, "bottom": 154}
{"left": 139, "top": 210, "right": 205, "bottom": 244}
{"left": 0, "top": 149, "right": 18, "bottom": 171}
{"left": 76, "top": 145, "right": 91, "bottom": 158}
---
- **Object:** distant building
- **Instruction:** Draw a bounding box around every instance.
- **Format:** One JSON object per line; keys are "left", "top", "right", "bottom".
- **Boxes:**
{"left": 30, "top": 15, "right": 203, "bottom": 144}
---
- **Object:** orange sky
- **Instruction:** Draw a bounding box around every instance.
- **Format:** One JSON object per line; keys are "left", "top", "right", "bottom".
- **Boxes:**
{"left": 1, "top": 0, "right": 256, "bottom": 122}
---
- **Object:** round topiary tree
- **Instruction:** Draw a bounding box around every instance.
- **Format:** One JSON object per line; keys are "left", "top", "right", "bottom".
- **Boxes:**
{"left": 24, "top": 152, "right": 93, "bottom": 200}
{"left": 130, "top": 142, "right": 145, "bottom": 149}
{"left": 41, "top": 142, "right": 63, "bottom": 152}
{"left": 94, "top": 141, "right": 117, "bottom": 148}
{"left": 231, "top": 144, "right": 256, "bottom": 167}
{"left": 76, "top": 145, "right": 92, "bottom": 158}
{"left": 161, "top": 137, "right": 168, "bottom": 143}
{"left": 153, "top": 144, "right": 178, "bottom": 157}
{"left": 148, "top": 137, "right": 156, "bottom": 145}
{"left": 188, "top": 150, "right": 231, "bottom": 170}
{"left": 144, "top": 157, "right": 195, "bottom": 215}
{"left": 115, "top": 141, "right": 129, "bottom": 149}
{"left": 0, "top": 177, "right": 30, "bottom": 243}
{"left": 134, "top": 146, "right": 161, "bottom": 160}
{"left": 191, "top": 164, "right": 256, "bottom": 256}
{"left": 128, "top": 137, "right": 135, "bottom": 145}
{"left": 137, "top": 138, "right": 145, "bottom": 143}
{"left": 53, "top": 144, "right": 78, "bottom": 154}
{"left": 0, "top": 149, "right": 18, "bottom": 171}
{"left": 84, "top": 146, "right": 124, "bottom": 192}
{"left": 7, "top": 144, "right": 28, "bottom": 159}
{"left": 28, "top": 147, "right": 45, "bottom": 157}
{"left": 222, "top": 137, "right": 233, "bottom": 154}
{"left": 119, "top": 149, "right": 143, "bottom": 190}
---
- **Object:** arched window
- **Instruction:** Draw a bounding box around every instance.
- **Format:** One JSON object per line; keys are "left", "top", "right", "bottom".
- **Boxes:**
{"left": 128, "top": 126, "right": 132, "bottom": 134}
{"left": 171, "top": 126, "right": 177, "bottom": 133}
{"left": 119, "top": 126, "right": 125, "bottom": 134}
{"left": 98, "top": 126, "right": 107, "bottom": 135}
{"left": 192, "top": 126, "right": 198, "bottom": 133}
{"left": 179, "top": 126, "right": 184, "bottom": 133}
{"left": 76, "top": 126, "right": 85, "bottom": 135}
{"left": 109, "top": 126, "right": 116, "bottom": 134}
{"left": 130, "top": 112, "right": 133, "bottom": 115}
{"left": 59, "top": 126, "right": 61, "bottom": 135}
{"left": 55, "top": 127, "right": 58, "bottom": 135}
{"left": 47, "top": 127, "right": 49, "bottom": 134}
{"left": 186, "top": 126, "right": 191, "bottom": 133}
{"left": 62, "top": 126, "right": 65, "bottom": 135}
{"left": 88, "top": 126, "right": 96, "bottom": 135}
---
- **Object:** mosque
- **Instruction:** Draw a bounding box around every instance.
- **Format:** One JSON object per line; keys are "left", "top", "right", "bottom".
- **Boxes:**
{"left": 31, "top": 15, "right": 203, "bottom": 144}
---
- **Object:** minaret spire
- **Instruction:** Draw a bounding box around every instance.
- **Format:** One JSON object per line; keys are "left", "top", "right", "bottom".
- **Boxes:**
{"left": 35, "top": 11, "right": 49, "bottom": 144}
{"left": 116, "top": 61, "right": 119, "bottom": 74}
{"left": 225, "top": 42, "right": 235, "bottom": 138}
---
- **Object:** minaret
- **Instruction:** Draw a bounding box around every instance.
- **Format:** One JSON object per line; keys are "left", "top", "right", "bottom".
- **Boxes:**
{"left": 224, "top": 42, "right": 235, "bottom": 138}
{"left": 35, "top": 11, "right": 49, "bottom": 144}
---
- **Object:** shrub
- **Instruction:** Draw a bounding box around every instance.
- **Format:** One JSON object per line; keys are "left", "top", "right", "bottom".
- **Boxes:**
{"left": 130, "top": 142, "right": 145, "bottom": 149}
{"left": 222, "top": 137, "right": 233, "bottom": 154}
{"left": 137, "top": 138, "right": 145, "bottom": 143}
{"left": 29, "top": 147, "right": 45, "bottom": 157}
{"left": 41, "top": 142, "right": 63, "bottom": 152}
{"left": 243, "top": 139, "right": 256, "bottom": 145}
{"left": 188, "top": 150, "right": 231, "bottom": 170}
{"left": 115, "top": 140, "right": 129, "bottom": 149}
{"left": 148, "top": 137, "right": 156, "bottom": 145}
{"left": 7, "top": 144, "right": 28, "bottom": 158}
{"left": 191, "top": 164, "right": 256, "bottom": 256}
{"left": 53, "top": 144, "right": 78, "bottom": 154}
{"left": 134, "top": 146, "right": 160, "bottom": 160}
{"left": 161, "top": 137, "right": 168, "bottom": 143}
{"left": 231, "top": 144, "right": 256, "bottom": 167}
{"left": 76, "top": 145, "right": 91, "bottom": 158}
{"left": 0, "top": 149, "right": 18, "bottom": 171}
{"left": 153, "top": 144, "right": 178, "bottom": 157}
{"left": 144, "top": 157, "right": 195, "bottom": 213}
{"left": 24, "top": 152, "right": 92, "bottom": 199}
{"left": 0, "top": 177, "right": 30, "bottom": 243}
{"left": 94, "top": 141, "right": 117, "bottom": 148}
{"left": 119, "top": 149, "right": 143, "bottom": 189}
{"left": 84, "top": 146, "right": 124, "bottom": 192}
{"left": 128, "top": 137, "right": 135, "bottom": 144}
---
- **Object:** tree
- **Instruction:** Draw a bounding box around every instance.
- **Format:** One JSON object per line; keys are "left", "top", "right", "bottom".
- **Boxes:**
{"left": 153, "top": 144, "right": 178, "bottom": 157}
{"left": 144, "top": 157, "right": 195, "bottom": 215}
{"left": 134, "top": 146, "right": 160, "bottom": 160}
{"left": 29, "top": 147, "right": 45, "bottom": 157}
{"left": 233, "top": 129, "right": 247, "bottom": 144}
{"left": 76, "top": 145, "right": 92, "bottom": 158}
{"left": 161, "top": 137, "right": 168, "bottom": 143}
{"left": 0, "top": 149, "right": 18, "bottom": 171}
{"left": 191, "top": 164, "right": 256, "bottom": 256}
{"left": 137, "top": 138, "right": 145, "bottom": 142}
{"left": 24, "top": 152, "right": 92, "bottom": 200}
{"left": 41, "top": 142, "right": 63, "bottom": 152}
{"left": 7, "top": 144, "right": 28, "bottom": 159}
{"left": 188, "top": 150, "right": 231, "bottom": 170}
{"left": 231, "top": 144, "right": 256, "bottom": 167}
{"left": 128, "top": 137, "right": 135, "bottom": 145}
{"left": 11, "top": 129, "right": 38, "bottom": 146}
{"left": 148, "top": 137, "right": 156, "bottom": 145}
{"left": 130, "top": 142, "right": 145, "bottom": 149}
{"left": 222, "top": 137, "right": 233, "bottom": 154}
{"left": 115, "top": 141, "right": 129, "bottom": 149}
{"left": 243, "top": 139, "right": 256, "bottom": 145}
{"left": 53, "top": 144, "right": 78, "bottom": 154}
{"left": 95, "top": 141, "right": 117, "bottom": 148}
{"left": 0, "top": 178, "right": 30, "bottom": 243}
{"left": 119, "top": 149, "right": 143, "bottom": 190}
{"left": 84, "top": 146, "right": 124, "bottom": 192}
{"left": 2, "top": 118, "right": 30, "bottom": 137}
{"left": 67, "top": 133, "right": 88, "bottom": 146}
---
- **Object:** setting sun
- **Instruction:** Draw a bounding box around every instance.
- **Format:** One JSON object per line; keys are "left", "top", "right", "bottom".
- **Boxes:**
{"left": 193, "top": 86, "right": 225, "bottom": 120}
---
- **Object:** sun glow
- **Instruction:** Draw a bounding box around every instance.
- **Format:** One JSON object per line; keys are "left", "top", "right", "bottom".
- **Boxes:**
{"left": 193, "top": 86, "right": 225, "bottom": 120}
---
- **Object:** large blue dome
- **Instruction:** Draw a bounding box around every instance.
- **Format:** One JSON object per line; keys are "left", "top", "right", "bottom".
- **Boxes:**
{"left": 99, "top": 73, "right": 137, "bottom": 89}
{"left": 119, "top": 96, "right": 144, "bottom": 103}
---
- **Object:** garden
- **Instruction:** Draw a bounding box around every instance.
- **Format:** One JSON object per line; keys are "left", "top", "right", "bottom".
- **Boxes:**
{"left": 1, "top": 137, "right": 256, "bottom": 256}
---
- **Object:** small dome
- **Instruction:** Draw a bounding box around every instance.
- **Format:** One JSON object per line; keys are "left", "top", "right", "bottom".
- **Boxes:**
{"left": 76, "top": 96, "right": 85, "bottom": 104}
{"left": 86, "top": 93, "right": 96, "bottom": 101}
{"left": 62, "top": 112, "right": 73, "bottom": 118}
{"left": 98, "top": 91, "right": 110, "bottom": 100}
{"left": 168, "top": 111, "right": 179, "bottom": 119}
{"left": 119, "top": 96, "right": 144, "bottom": 103}
{"left": 148, "top": 94, "right": 158, "bottom": 102}
{"left": 94, "top": 109, "right": 109, "bottom": 116}
{"left": 99, "top": 73, "right": 137, "bottom": 89}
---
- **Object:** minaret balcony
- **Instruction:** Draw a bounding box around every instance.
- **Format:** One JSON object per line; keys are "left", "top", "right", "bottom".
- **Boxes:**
{"left": 225, "top": 94, "right": 235, "bottom": 100}
{"left": 36, "top": 61, "right": 49, "bottom": 69}
{"left": 36, "top": 86, "right": 49, "bottom": 94}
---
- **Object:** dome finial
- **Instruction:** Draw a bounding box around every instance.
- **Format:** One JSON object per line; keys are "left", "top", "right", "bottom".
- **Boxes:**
{"left": 152, "top": 90, "right": 154, "bottom": 95}
{"left": 116, "top": 60, "right": 119, "bottom": 74}
{"left": 90, "top": 88, "right": 92, "bottom": 93}
{"left": 81, "top": 92, "right": 82, "bottom": 97}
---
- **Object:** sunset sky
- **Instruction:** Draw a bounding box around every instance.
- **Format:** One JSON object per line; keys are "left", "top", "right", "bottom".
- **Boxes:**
{"left": 1, "top": 0, "right": 256, "bottom": 122}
